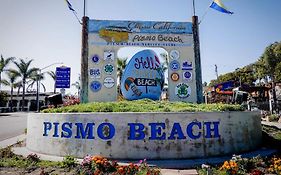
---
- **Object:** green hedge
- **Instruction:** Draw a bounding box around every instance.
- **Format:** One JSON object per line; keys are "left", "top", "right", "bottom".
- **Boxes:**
{"left": 42, "top": 99, "right": 243, "bottom": 113}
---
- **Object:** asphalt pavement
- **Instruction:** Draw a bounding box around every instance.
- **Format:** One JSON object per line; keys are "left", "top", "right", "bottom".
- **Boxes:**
{"left": 0, "top": 112, "right": 28, "bottom": 141}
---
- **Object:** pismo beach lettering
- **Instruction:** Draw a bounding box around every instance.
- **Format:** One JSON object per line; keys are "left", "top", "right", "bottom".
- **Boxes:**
{"left": 132, "top": 34, "right": 184, "bottom": 43}
{"left": 43, "top": 121, "right": 220, "bottom": 140}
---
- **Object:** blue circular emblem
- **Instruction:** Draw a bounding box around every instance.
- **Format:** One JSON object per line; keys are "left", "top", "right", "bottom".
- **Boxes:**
{"left": 183, "top": 71, "right": 191, "bottom": 79}
{"left": 90, "top": 81, "right": 102, "bottom": 92}
{"left": 169, "top": 60, "right": 180, "bottom": 71}
{"left": 91, "top": 55, "right": 100, "bottom": 64}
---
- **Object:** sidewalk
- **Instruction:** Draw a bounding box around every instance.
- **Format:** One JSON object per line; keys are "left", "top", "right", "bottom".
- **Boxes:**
{"left": 262, "top": 121, "right": 281, "bottom": 129}
{"left": 0, "top": 134, "right": 25, "bottom": 148}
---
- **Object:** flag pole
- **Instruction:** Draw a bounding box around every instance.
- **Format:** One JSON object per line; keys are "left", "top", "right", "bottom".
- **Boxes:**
{"left": 192, "top": 1, "right": 203, "bottom": 103}
{"left": 80, "top": 0, "right": 89, "bottom": 103}
{"left": 192, "top": 0, "right": 196, "bottom": 16}
{"left": 83, "top": 0, "right": 86, "bottom": 17}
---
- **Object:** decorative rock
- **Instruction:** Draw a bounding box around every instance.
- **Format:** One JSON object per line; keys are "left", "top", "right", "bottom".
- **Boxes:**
{"left": 121, "top": 50, "right": 164, "bottom": 100}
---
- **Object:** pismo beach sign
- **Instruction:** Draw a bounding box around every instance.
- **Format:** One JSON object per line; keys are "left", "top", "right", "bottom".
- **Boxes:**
{"left": 86, "top": 19, "right": 197, "bottom": 102}
{"left": 27, "top": 112, "right": 262, "bottom": 159}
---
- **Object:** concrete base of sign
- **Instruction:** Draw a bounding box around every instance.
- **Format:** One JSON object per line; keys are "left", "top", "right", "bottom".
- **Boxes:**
{"left": 26, "top": 112, "right": 262, "bottom": 159}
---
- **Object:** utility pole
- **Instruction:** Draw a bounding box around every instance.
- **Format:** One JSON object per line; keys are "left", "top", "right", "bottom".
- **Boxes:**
{"left": 80, "top": 0, "right": 89, "bottom": 103}
{"left": 192, "top": 0, "right": 203, "bottom": 103}
{"left": 215, "top": 64, "right": 218, "bottom": 80}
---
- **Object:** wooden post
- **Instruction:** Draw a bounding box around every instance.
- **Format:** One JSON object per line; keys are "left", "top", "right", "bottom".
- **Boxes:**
{"left": 192, "top": 16, "right": 203, "bottom": 103}
{"left": 80, "top": 16, "right": 89, "bottom": 103}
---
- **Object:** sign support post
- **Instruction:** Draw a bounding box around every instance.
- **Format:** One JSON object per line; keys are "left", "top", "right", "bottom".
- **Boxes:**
{"left": 192, "top": 16, "right": 203, "bottom": 103}
{"left": 80, "top": 16, "right": 89, "bottom": 103}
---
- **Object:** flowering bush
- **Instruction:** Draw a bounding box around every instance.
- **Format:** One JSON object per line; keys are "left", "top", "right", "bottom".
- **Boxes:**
{"left": 219, "top": 160, "right": 238, "bottom": 174}
{"left": 79, "top": 155, "right": 160, "bottom": 175}
{"left": 63, "top": 95, "right": 80, "bottom": 106}
{"left": 268, "top": 157, "right": 281, "bottom": 174}
{"left": 199, "top": 155, "right": 281, "bottom": 175}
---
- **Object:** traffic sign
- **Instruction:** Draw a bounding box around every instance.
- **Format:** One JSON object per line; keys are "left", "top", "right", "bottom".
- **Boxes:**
{"left": 56, "top": 67, "right": 71, "bottom": 88}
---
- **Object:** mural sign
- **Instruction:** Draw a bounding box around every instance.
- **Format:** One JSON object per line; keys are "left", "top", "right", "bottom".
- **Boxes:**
{"left": 87, "top": 19, "right": 196, "bottom": 102}
{"left": 121, "top": 50, "right": 164, "bottom": 100}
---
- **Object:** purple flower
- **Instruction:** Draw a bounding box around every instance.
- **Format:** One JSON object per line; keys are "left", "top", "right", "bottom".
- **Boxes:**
{"left": 81, "top": 155, "right": 92, "bottom": 166}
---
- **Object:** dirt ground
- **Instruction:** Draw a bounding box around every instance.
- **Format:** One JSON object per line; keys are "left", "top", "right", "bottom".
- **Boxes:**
{"left": 0, "top": 167, "right": 78, "bottom": 175}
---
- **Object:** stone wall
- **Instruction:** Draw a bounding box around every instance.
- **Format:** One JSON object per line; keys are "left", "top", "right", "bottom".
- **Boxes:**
{"left": 27, "top": 111, "right": 262, "bottom": 159}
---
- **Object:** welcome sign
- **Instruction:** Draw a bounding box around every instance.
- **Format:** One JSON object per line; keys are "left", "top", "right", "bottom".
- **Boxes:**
{"left": 87, "top": 19, "right": 196, "bottom": 102}
{"left": 26, "top": 112, "right": 262, "bottom": 159}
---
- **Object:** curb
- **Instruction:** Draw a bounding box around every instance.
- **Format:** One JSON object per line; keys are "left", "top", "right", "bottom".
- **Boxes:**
{"left": 0, "top": 134, "right": 26, "bottom": 148}
{"left": 262, "top": 121, "right": 281, "bottom": 130}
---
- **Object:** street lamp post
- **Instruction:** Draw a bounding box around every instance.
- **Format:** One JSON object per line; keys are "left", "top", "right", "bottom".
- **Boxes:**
{"left": 36, "top": 62, "right": 63, "bottom": 112}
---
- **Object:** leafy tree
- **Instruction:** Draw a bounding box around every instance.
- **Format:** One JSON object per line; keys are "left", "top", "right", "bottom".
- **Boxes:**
{"left": 209, "top": 72, "right": 236, "bottom": 87}
{"left": 47, "top": 71, "right": 57, "bottom": 93}
{"left": 209, "top": 64, "right": 256, "bottom": 87}
{"left": 0, "top": 91, "right": 8, "bottom": 107}
{"left": 260, "top": 41, "right": 281, "bottom": 111}
{"left": 11, "top": 59, "right": 38, "bottom": 111}
{"left": 1, "top": 71, "right": 21, "bottom": 111}
{"left": 0, "top": 55, "right": 14, "bottom": 90}
{"left": 253, "top": 58, "right": 269, "bottom": 84}
{"left": 235, "top": 64, "right": 256, "bottom": 86}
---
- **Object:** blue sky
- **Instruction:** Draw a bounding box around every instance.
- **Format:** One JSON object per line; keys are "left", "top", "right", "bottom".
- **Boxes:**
{"left": 1, "top": 0, "right": 281, "bottom": 94}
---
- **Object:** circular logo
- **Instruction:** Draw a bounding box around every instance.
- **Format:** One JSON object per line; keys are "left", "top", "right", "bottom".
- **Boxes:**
{"left": 169, "top": 60, "right": 180, "bottom": 71}
{"left": 175, "top": 83, "right": 191, "bottom": 98}
{"left": 183, "top": 71, "right": 192, "bottom": 81}
{"left": 89, "top": 68, "right": 101, "bottom": 79}
{"left": 90, "top": 81, "right": 102, "bottom": 92}
{"left": 104, "top": 64, "right": 114, "bottom": 74}
{"left": 103, "top": 77, "right": 115, "bottom": 88}
{"left": 170, "top": 50, "right": 180, "bottom": 60}
{"left": 171, "top": 72, "right": 180, "bottom": 82}
{"left": 104, "top": 51, "right": 114, "bottom": 61}
{"left": 91, "top": 54, "right": 100, "bottom": 64}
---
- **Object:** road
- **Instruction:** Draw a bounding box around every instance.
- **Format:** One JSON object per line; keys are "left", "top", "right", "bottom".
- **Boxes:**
{"left": 0, "top": 112, "right": 28, "bottom": 141}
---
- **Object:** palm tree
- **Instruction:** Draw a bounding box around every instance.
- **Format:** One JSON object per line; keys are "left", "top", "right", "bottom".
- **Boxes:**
{"left": 12, "top": 59, "right": 38, "bottom": 111}
{"left": 0, "top": 55, "right": 14, "bottom": 90}
{"left": 117, "top": 58, "right": 127, "bottom": 95}
{"left": 72, "top": 81, "right": 80, "bottom": 97}
{"left": 1, "top": 71, "right": 20, "bottom": 111}
{"left": 47, "top": 71, "right": 56, "bottom": 93}
{"left": 26, "top": 72, "right": 46, "bottom": 93}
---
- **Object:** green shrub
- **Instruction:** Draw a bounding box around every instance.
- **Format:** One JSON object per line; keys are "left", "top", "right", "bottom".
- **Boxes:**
{"left": 268, "top": 114, "right": 280, "bottom": 122}
{"left": 61, "top": 155, "right": 77, "bottom": 168}
{"left": 42, "top": 99, "right": 243, "bottom": 113}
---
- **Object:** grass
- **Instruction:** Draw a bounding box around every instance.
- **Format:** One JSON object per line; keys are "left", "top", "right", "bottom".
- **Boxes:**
{"left": 42, "top": 99, "right": 243, "bottom": 113}
{"left": 263, "top": 125, "right": 281, "bottom": 141}
{"left": 0, "top": 147, "right": 62, "bottom": 168}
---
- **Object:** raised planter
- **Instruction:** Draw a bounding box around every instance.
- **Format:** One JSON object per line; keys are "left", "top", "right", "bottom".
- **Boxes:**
{"left": 27, "top": 111, "right": 262, "bottom": 159}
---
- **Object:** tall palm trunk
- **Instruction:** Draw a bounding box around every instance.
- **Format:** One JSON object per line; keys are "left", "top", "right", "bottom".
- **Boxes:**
{"left": 10, "top": 86, "right": 13, "bottom": 111}
{"left": 21, "top": 80, "right": 26, "bottom": 111}
{"left": 54, "top": 83, "right": 56, "bottom": 94}
{"left": 272, "top": 77, "right": 277, "bottom": 114}
{"left": 0, "top": 72, "right": 2, "bottom": 90}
